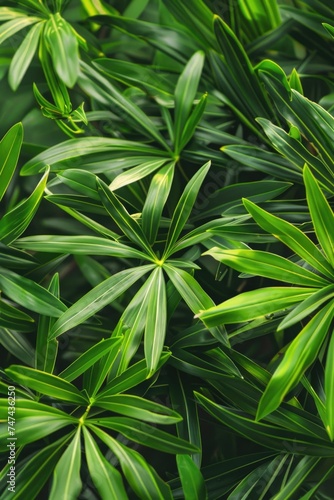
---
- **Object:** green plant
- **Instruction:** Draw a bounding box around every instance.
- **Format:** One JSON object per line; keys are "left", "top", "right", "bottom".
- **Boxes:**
{"left": 0, "top": 0, "right": 334, "bottom": 498}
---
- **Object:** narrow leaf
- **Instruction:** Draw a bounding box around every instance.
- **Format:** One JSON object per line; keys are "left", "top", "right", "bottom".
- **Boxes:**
{"left": 49, "top": 265, "right": 153, "bottom": 338}
{"left": 49, "top": 428, "right": 82, "bottom": 500}
{"left": 257, "top": 300, "right": 334, "bottom": 420}
{"left": 0, "top": 123, "right": 23, "bottom": 202}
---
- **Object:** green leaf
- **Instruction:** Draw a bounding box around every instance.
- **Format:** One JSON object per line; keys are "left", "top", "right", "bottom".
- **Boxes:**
{"left": 95, "top": 394, "right": 182, "bottom": 424}
{"left": 257, "top": 117, "right": 333, "bottom": 192}
{"left": 90, "top": 425, "right": 173, "bottom": 499}
{"left": 203, "top": 247, "right": 330, "bottom": 287}
{"left": 96, "top": 352, "right": 170, "bottom": 399}
{"left": 174, "top": 51, "right": 205, "bottom": 153}
{"left": 44, "top": 13, "right": 79, "bottom": 88}
{"left": 197, "top": 287, "right": 316, "bottom": 327}
{"left": 35, "top": 273, "right": 59, "bottom": 373}
{"left": 94, "top": 58, "right": 173, "bottom": 103}
{"left": 195, "top": 393, "right": 334, "bottom": 456}
{"left": 89, "top": 416, "right": 199, "bottom": 454}
{"left": 273, "top": 456, "right": 321, "bottom": 500}
{"left": 8, "top": 21, "right": 43, "bottom": 91}
{"left": 0, "top": 168, "right": 49, "bottom": 245}
{"left": 145, "top": 267, "right": 167, "bottom": 376}
{"left": 142, "top": 162, "right": 175, "bottom": 244}
{"left": 5, "top": 365, "right": 88, "bottom": 404}
{"left": 0, "top": 301, "right": 34, "bottom": 331}
{"left": 0, "top": 123, "right": 23, "bottom": 202}
{"left": 79, "top": 61, "right": 171, "bottom": 150}
{"left": 0, "top": 17, "right": 40, "bottom": 45}
{"left": 97, "top": 178, "right": 156, "bottom": 260}
{"left": 0, "top": 415, "right": 73, "bottom": 449}
{"left": 278, "top": 285, "right": 334, "bottom": 331}
{"left": 109, "top": 159, "right": 167, "bottom": 191}
{"left": 49, "top": 265, "right": 153, "bottom": 338}
{"left": 222, "top": 144, "right": 302, "bottom": 183}
{"left": 21, "top": 136, "right": 167, "bottom": 176}
{"left": 59, "top": 338, "right": 123, "bottom": 382}
{"left": 179, "top": 92, "right": 208, "bottom": 151}
{"left": 0, "top": 267, "right": 67, "bottom": 317}
{"left": 243, "top": 198, "right": 334, "bottom": 280}
{"left": 213, "top": 15, "right": 271, "bottom": 121}
{"left": 257, "top": 300, "right": 334, "bottom": 420}
{"left": 0, "top": 328, "right": 35, "bottom": 366}
{"left": 83, "top": 427, "right": 127, "bottom": 499}
{"left": 0, "top": 435, "right": 70, "bottom": 500}
{"left": 177, "top": 454, "right": 207, "bottom": 500}
{"left": 169, "top": 371, "right": 202, "bottom": 466}
{"left": 304, "top": 165, "right": 334, "bottom": 267}
{"left": 325, "top": 327, "right": 334, "bottom": 440}
{"left": 15, "top": 235, "right": 151, "bottom": 261}
{"left": 49, "top": 428, "right": 82, "bottom": 500}
{"left": 163, "top": 161, "right": 211, "bottom": 258}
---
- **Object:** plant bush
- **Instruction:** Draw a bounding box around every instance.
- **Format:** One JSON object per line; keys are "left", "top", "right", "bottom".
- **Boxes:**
{"left": 0, "top": 0, "right": 334, "bottom": 498}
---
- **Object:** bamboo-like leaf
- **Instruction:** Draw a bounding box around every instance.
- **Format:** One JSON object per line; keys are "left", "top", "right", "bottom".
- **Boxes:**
{"left": 179, "top": 92, "right": 208, "bottom": 151}
{"left": 8, "top": 21, "right": 43, "bottom": 91}
{"left": 174, "top": 51, "right": 205, "bottom": 153}
{"left": 278, "top": 285, "right": 334, "bottom": 331}
{"left": 0, "top": 168, "right": 49, "bottom": 245}
{"left": 0, "top": 17, "right": 40, "bottom": 45}
{"left": 90, "top": 425, "right": 173, "bottom": 499}
{"left": 35, "top": 274, "right": 59, "bottom": 374}
{"left": 213, "top": 15, "right": 271, "bottom": 120}
{"left": 21, "top": 136, "right": 167, "bottom": 176}
{"left": 0, "top": 328, "right": 34, "bottom": 366}
{"left": 304, "top": 165, "right": 334, "bottom": 267}
{"left": 49, "top": 428, "right": 82, "bottom": 500}
{"left": 0, "top": 301, "right": 33, "bottom": 331}
{"left": 257, "top": 117, "right": 333, "bottom": 192}
{"left": 203, "top": 247, "right": 330, "bottom": 287}
{"left": 177, "top": 454, "right": 207, "bottom": 500}
{"left": 195, "top": 393, "right": 334, "bottom": 456}
{"left": 94, "top": 58, "right": 174, "bottom": 103}
{"left": 49, "top": 265, "right": 154, "bottom": 339}
{"left": 90, "top": 416, "right": 199, "bottom": 454}
{"left": 325, "top": 328, "right": 334, "bottom": 440}
{"left": 95, "top": 394, "right": 182, "bottom": 424}
{"left": 44, "top": 13, "right": 80, "bottom": 88}
{"left": 257, "top": 300, "right": 334, "bottom": 420}
{"left": 59, "top": 338, "right": 123, "bottom": 382}
{"left": 0, "top": 123, "right": 23, "bottom": 202}
{"left": 0, "top": 415, "right": 73, "bottom": 450}
{"left": 163, "top": 161, "right": 211, "bottom": 258}
{"left": 0, "top": 435, "right": 70, "bottom": 500}
{"left": 0, "top": 267, "right": 67, "bottom": 317}
{"left": 96, "top": 352, "right": 170, "bottom": 399}
{"left": 197, "top": 287, "right": 316, "bottom": 327}
{"left": 164, "top": 263, "right": 228, "bottom": 345}
{"left": 0, "top": 7, "right": 27, "bottom": 20}
{"left": 97, "top": 178, "right": 156, "bottom": 259}
{"left": 79, "top": 61, "right": 171, "bottom": 150}
{"left": 273, "top": 456, "right": 321, "bottom": 500}
{"left": 83, "top": 427, "right": 127, "bottom": 499}
{"left": 144, "top": 267, "right": 167, "bottom": 376}
{"left": 243, "top": 198, "right": 334, "bottom": 280}
{"left": 169, "top": 371, "right": 202, "bottom": 467}
{"left": 5, "top": 365, "right": 88, "bottom": 404}
{"left": 142, "top": 161, "right": 175, "bottom": 244}
{"left": 109, "top": 159, "right": 167, "bottom": 191}
{"left": 222, "top": 144, "right": 302, "bottom": 183}
{"left": 15, "top": 235, "right": 151, "bottom": 261}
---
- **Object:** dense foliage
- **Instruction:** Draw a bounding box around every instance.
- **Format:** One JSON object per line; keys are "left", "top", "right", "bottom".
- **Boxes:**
{"left": 0, "top": 0, "right": 334, "bottom": 498}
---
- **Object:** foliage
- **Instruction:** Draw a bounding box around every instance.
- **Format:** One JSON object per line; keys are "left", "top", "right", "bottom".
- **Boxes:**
{"left": 0, "top": 0, "right": 333, "bottom": 498}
